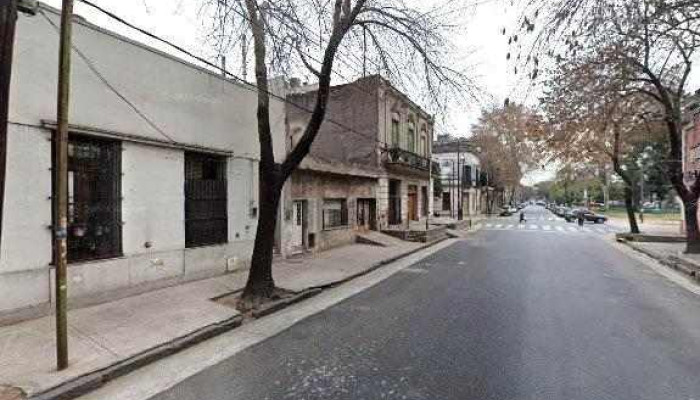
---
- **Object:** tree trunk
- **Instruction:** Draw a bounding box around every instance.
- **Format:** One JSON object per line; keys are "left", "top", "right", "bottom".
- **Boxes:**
{"left": 683, "top": 198, "right": 700, "bottom": 253}
{"left": 623, "top": 184, "right": 640, "bottom": 234}
{"left": 242, "top": 174, "right": 281, "bottom": 301}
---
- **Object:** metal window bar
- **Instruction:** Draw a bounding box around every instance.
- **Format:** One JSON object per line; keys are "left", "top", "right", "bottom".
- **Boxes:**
{"left": 322, "top": 199, "right": 348, "bottom": 229}
{"left": 53, "top": 134, "right": 122, "bottom": 262}
{"left": 185, "top": 152, "right": 228, "bottom": 247}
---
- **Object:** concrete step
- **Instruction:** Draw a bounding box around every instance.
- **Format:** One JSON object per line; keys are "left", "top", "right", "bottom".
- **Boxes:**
{"left": 356, "top": 231, "right": 408, "bottom": 247}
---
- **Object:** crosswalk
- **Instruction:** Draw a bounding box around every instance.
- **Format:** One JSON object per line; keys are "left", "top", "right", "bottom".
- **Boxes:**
{"left": 474, "top": 222, "right": 618, "bottom": 235}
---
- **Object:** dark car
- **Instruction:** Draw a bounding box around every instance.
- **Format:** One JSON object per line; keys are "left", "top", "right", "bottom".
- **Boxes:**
{"left": 499, "top": 207, "right": 513, "bottom": 216}
{"left": 566, "top": 209, "right": 607, "bottom": 223}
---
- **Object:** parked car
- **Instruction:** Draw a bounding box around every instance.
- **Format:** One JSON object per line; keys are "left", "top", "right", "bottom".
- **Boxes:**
{"left": 499, "top": 207, "right": 513, "bottom": 216}
{"left": 566, "top": 208, "right": 608, "bottom": 223}
{"left": 564, "top": 208, "right": 578, "bottom": 222}
{"left": 555, "top": 206, "right": 569, "bottom": 217}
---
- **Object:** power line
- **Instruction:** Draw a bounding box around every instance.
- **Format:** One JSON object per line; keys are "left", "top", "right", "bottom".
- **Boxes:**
{"left": 75, "top": 0, "right": 389, "bottom": 148}
{"left": 39, "top": 8, "right": 177, "bottom": 143}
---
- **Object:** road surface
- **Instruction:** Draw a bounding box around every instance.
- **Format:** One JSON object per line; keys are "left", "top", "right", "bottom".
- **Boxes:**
{"left": 153, "top": 206, "right": 700, "bottom": 400}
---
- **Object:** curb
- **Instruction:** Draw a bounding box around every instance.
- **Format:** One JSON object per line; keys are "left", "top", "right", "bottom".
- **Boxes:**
{"left": 622, "top": 242, "right": 700, "bottom": 284}
{"left": 28, "top": 237, "right": 450, "bottom": 400}
{"left": 306, "top": 237, "right": 450, "bottom": 291}
{"left": 29, "top": 315, "right": 243, "bottom": 400}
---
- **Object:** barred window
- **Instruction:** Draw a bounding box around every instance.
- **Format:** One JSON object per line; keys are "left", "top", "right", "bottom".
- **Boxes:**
{"left": 322, "top": 199, "right": 348, "bottom": 229}
{"left": 57, "top": 135, "right": 122, "bottom": 262}
{"left": 185, "top": 152, "right": 228, "bottom": 247}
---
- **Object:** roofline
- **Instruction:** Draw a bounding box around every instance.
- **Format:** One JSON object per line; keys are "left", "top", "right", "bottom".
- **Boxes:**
{"left": 287, "top": 75, "right": 434, "bottom": 123}
{"left": 35, "top": 2, "right": 270, "bottom": 100}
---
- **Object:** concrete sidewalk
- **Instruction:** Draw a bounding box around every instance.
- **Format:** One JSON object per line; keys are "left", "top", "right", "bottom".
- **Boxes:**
{"left": 607, "top": 217, "right": 683, "bottom": 236}
{"left": 623, "top": 241, "right": 700, "bottom": 284}
{"left": 0, "top": 241, "right": 425, "bottom": 399}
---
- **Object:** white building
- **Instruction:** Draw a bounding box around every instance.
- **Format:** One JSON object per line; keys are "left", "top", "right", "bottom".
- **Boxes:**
{"left": 432, "top": 139, "right": 486, "bottom": 218}
{"left": 0, "top": 4, "right": 286, "bottom": 322}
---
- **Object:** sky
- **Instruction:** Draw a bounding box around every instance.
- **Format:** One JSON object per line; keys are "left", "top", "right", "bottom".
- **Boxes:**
{"left": 41, "top": 0, "right": 517, "bottom": 129}
{"left": 37, "top": 0, "right": 700, "bottom": 186}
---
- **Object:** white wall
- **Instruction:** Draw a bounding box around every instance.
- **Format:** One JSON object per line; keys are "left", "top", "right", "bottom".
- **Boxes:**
{"left": 9, "top": 7, "right": 286, "bottom": 161}
{"left": 0, "top": 5, "right": 286, "bottom": 317}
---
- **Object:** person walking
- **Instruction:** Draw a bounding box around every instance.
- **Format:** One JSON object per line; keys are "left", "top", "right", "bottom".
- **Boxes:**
{"left": 577, "top": 212, "right": 584, "bottom": 227}
{"left": 519, "top": 211, "right": 526, "bottom": 224}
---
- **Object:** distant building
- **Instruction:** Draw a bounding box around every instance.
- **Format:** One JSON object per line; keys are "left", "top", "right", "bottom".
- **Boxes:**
{"left": 432, "top": 137, "right": 488, "bottom": 217}
{"left": 1, "top": 4, "right": 287, "bottom": 323}
{"left": 283, "top": 75, "right": 434, "bottom": 254}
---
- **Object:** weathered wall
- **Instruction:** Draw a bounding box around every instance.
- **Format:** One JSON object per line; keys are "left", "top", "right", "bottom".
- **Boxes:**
{"left": 282, "top": 170, "right": 377, "bottom": 253}
{"left": 287, "top": 77, "right": 381, "bottom": 173}
{"left": 10, "top": 7, "right": 286, "bottom": 160}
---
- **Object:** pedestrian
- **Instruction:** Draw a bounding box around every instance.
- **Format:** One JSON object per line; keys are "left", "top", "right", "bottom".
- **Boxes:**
{"left": 519, "top": 211, "right": 526, "bottom": 224}
{"left": 577, "top": 213, "right": 584, "bottom": 227}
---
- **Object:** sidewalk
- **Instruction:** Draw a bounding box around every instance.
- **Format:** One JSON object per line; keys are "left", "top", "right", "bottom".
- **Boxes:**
{"left": 622, "top": 241, "right": 700, "bottom": 283}
{"left": 607, "top": 217, "right": 683, "bottom": 236}
{"left": 0, "top": 241, "right": 428, "bottom": 399}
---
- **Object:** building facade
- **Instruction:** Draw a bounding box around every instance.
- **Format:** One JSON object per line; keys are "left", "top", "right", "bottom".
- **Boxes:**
{"left": 282, "top": 76, "right": 433, "bottom": 254}
{"left": 1, "top": 5, "right": 286, "bottom": 322}
{"left": 432, "top": 138, "right": 487, "bottom": 218}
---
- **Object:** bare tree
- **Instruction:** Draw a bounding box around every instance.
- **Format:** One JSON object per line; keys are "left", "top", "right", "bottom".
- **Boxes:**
{"left": 472, "top": 103, "right": 542, "bottom": 207}
{"left": 510, "top": 0, "right": 700, "bottom": 251}
{"left": 206, "top": 0, "right": 475, "bottom": 308}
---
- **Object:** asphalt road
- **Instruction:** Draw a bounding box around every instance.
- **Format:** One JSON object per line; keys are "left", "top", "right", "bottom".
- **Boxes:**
{"left": 154, "top": 206, "right": 700, "bottom": 400}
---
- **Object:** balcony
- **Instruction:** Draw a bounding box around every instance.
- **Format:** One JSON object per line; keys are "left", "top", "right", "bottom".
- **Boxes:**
{"left": 385, "top": 147, "right": 432, "bottom": 175}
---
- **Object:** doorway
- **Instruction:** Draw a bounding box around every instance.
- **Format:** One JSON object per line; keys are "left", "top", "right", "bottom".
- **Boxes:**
{"left": 388, "top": 179, "right": 402, "bottom": 225}
{"left": 356, "top": 198, "right": 376, "bottom": 231}
{"left": 408, "top": 185, "right": 418, "bottom": 221}
{"left": 290, "top": 200, "right": 307, "bottom": 255}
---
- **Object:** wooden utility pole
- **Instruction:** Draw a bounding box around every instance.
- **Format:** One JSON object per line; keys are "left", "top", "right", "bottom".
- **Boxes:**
{"left": 0, "top": 0, "right": 18, "bottom": 256}
{"left": 54, "top": 0, "right": 74, "bottom": 371}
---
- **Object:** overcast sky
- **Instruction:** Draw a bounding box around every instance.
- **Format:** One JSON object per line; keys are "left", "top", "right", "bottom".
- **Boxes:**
{"left": 38, "top": 0, "right": 700, "bottom": 185}
{"left": 41, "top": 0, "right": 522, "bottom": 131}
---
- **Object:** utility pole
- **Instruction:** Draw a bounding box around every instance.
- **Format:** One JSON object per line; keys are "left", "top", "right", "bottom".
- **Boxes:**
{"left": 426, "top": 156, "right": 431, "bottom": 231}
{"left": 457, "top": 140, "right": 463, "bottom": 220}
{"left": 450, "top": 159, "right": 455, "bottom": 218}
{"left": 0, "top": 0, "right": 18, "bottom": 257}
{"left": 54, "top": 0, "right": 74, "bottom": 371}
{"left": 240, "top": 33, "right": 247, "bottom": 81}
{"left": 639, "top": 161, "right": 645, "bottom": 224}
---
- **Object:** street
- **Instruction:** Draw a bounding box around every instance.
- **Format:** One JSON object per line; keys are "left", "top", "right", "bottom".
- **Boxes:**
{"left": 150, "top": 206, "right": 700, "bottom": 400}
{"left": 475, "top": 206, "right": 621, "bottom": 236}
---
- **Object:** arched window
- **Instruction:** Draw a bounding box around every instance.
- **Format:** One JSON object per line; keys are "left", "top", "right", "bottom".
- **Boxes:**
{"left": 391, "top": 113, "right": 400, "bottom": 148}
{"left": 420, "top": 125, "right": 428, "bottom": 156}
{"left": 407, "top": 119, "right": 416, "bottom": 152}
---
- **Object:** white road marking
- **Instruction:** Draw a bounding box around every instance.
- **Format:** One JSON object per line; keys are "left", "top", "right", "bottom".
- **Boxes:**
{"left": 485, "top": 223, "right": 493, "bottom": 228}
{"left": 595, "top": 228, "right": 606, "bottom": 233}
{"left": 495, "top": 224, "right": 503, "bottom": 229}
{"left": 567, "top": 227, "right": 577, "bottom": 232}
{"left": 506, "top": 224, "right": 514, "bottom": 229}
{"left": 542, "top": 225, "right": 551, "bottom": 230}
{"left": 556, "top": 226, "right": 565, "bottom": 232}
{"left": 528, "top": 224, "right": 539, "bottom": 230}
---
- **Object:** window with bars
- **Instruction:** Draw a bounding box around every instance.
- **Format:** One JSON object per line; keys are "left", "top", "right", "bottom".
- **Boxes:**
{"left": 185, "top": 152, "right": 228, "bottom": 247}
{"left": 322, "top": 199, "right": 348, "bottom": 229}
{"left": 55, "top": 135, "right": 122, "bottom": 262}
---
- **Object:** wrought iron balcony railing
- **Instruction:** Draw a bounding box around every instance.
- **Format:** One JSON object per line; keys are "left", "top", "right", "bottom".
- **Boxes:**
{"left": 386, "top": 147, "right": 431, "bottom": 172}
